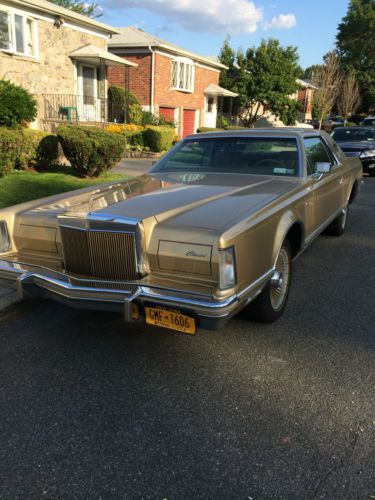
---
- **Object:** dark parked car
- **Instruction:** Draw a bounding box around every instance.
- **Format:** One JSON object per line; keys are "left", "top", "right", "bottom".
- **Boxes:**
{"left": 331, "top": 127, "right": 375, "bottom": 176}
{"left": 323, "top": 116, "right": 345, "bottom": 131}
{"left": 361, "top": 116, "right": 375, "bottom": 127}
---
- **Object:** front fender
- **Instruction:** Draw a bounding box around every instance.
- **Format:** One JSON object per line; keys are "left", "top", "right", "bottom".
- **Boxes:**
{"left": 271, "top": 210, "right": 300, "bottom": 264}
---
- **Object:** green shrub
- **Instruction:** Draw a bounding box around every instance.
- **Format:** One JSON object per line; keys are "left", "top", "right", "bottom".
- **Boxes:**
{"left": 21, "top": 129, "right": 49, "bottom": 167}
{"left": 57, "top": 125, "right": 126, "bottom": 177}
{"left": 0, "top": 127, "right": 58, "bottom": 176}
{"left": 107, "top": 85, "right": 143, "bottom": 125}
{"left": 0, "top": 128, "right": 21, "bottom": 176}
{"left": 144, "top": 126, "right": 176, "bottom": 152}
{"left": 217, "top": 115, "right": 229, "bottom": 129}
{"left": 0, "top": 80, "right": 37, "bottom": 127}
{"left": 141, "top": 111, "right": 156, "bottom": 126}
{"left": 125, "top": 129, "right": 145, "bottom": 150}
{"left": 36, "top": 134, "right": 59, "bottom": 168}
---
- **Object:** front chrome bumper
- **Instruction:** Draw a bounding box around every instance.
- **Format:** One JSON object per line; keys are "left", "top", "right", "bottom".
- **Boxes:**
{"left": 0, "top": 259, "right": 268, "bottom": 330}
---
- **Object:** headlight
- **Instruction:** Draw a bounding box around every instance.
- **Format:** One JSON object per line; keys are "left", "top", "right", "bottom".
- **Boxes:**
{"left": 219, "top": 247, "right": 236, "bottom": 289}
{"left": 0, "top": 221, "right": 11, "bottom": 253}
{"left": 360, "top": 149, "right": 375, "bottom": 158}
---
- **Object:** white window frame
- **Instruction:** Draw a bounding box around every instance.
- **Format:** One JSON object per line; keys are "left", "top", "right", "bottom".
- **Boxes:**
{"left": 0, "top": 6, "right": 38, "bottom": 58}
{"left": 171, "top": 57, "right": 195, "bottom": 93}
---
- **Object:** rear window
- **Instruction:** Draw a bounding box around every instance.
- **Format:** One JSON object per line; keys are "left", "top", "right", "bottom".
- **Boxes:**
{"left": 153, "top": 137, "right": 300, "bottom": 177}
{"left": 362, "top": 118, "right": 375, "bottom": 127}
{"left": 332, "top": 128, "right": 375, "bottom": 142}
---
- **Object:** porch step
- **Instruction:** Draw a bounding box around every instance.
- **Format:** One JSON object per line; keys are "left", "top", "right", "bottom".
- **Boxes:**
{"left": 0, "top": 279, "right": 20, "bottom": 311}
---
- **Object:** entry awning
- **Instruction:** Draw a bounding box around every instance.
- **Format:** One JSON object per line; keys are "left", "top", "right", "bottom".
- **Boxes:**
{"left": 204, "top": 83, "right": 238, "bottom": 97}
{"left": 70, "top": 44, "right": 138, "bottom": 67}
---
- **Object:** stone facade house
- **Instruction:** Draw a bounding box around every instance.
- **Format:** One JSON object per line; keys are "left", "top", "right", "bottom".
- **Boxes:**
{"left": 108, "top": 27, "right": 237, "bottom": 138}
{"left": 0, "top": 0, "right": 136, "bottom": 130}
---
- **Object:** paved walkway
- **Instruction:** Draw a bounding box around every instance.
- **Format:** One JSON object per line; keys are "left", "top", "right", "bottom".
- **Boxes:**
{"left": 113, "top": 158, "right": 155, "bottom": 177}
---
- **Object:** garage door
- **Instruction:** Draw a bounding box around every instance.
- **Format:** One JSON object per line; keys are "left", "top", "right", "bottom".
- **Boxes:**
{"left": 183, "top": 109, "right": 196, "bottom": 138}
{"left": 159, "top": 107, "right": 175, "bottom": 124}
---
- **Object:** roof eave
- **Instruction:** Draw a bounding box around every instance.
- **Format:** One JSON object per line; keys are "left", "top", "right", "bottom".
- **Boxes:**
{"left": 109, "top": 41, "right": 227, "bottom": 69}
{"left": 11, "top": 0, "right": 119, "bottom": 35}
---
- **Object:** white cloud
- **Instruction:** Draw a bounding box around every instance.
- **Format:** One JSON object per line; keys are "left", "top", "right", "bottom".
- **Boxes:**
{"left": 264, "top": 13, "right": 296, "bottom": 30}
{"left": 103, "top": 0, "right": 264, "bottom": 35}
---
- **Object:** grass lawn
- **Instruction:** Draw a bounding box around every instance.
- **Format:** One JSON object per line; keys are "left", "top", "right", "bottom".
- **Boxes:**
{"left": 0, "top": 167, "right": 128, "bottom": 209}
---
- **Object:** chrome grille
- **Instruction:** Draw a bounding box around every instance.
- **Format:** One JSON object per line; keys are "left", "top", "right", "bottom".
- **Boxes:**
{"left": 60, "top": 226, "right": 138, "bottom": 280}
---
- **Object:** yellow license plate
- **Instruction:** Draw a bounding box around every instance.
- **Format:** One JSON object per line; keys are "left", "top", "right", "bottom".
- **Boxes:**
{"left": 145, "top": 307, "right": 196, "bottom": 335}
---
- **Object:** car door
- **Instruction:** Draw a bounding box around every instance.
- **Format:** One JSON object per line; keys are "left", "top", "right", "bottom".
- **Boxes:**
{"left": 303, "top": 136, "right": 344, "bottom": 232}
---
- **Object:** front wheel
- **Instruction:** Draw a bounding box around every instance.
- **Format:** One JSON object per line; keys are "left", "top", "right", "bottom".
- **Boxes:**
{"left": 245, "top": 240, "right": 292, "bottom": 323}
{"left": 325, "top": 205, "right": 348, "bottom": 236}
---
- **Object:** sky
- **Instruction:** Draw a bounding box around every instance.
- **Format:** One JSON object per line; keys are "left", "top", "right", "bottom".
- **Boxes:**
{"left": 99, "top": 0, "right": 350, "bottom": 69}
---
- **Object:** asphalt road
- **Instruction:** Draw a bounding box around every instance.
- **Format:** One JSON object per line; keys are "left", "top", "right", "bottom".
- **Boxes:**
{"left": 0, "top": 180, "right": 374, "bottom": 499}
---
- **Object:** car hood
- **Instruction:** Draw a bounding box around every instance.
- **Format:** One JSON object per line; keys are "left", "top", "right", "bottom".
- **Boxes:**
{"left": 20, "top": 172, "right": 300, "bottom": 231}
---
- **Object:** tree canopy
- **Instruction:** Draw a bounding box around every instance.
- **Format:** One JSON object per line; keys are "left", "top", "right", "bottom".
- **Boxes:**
{"left": 336, "top": 0, "right": 375, "bottom": 112}
{"left": 47, "top": 0, "right": 102, "bottom": 18}
{"left": 219, "top": 38, "right": 301, "bottom": 127}
{"left": 302, "top": 65, "right": 323, "bottom": 81}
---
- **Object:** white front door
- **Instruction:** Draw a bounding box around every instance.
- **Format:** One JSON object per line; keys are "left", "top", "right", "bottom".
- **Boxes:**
{"left": 204, "top": 95, "right": 217, "bottom": 128}
{"left": 78, "top": 64, "right": 100, "bottom": 122}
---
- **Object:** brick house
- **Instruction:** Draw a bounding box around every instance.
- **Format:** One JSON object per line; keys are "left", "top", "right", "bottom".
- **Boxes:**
{"left": 0, "top": 0, "right": 136, "bottom": 130}
{"left": 108, "top": 27, "right": 237, "bottom": 137}
{"left": 292, "top": 79, "right": 318, "bottom": 122}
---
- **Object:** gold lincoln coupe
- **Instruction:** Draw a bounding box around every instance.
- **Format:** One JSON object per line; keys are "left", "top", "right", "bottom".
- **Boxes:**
{"left": 0, "top": 129, "right": 362, "bottom": 334}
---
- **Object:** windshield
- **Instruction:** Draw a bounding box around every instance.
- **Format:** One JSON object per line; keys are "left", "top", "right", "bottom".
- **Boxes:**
{"left": 331, "top": 128, "right": 375, "bottom": 142}
{"left": 153, "top": 137, "right": 300, "bottom": 177}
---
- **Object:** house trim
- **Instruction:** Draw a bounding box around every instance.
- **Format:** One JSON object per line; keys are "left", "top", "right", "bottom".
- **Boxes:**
{"left": 5, "top": 0, "right": 118, "bottom": 35}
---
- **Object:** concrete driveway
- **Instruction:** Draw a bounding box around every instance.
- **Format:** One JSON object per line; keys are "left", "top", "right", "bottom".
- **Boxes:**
{"left": 0, "top": 180, "right": 374, "bottom": 498}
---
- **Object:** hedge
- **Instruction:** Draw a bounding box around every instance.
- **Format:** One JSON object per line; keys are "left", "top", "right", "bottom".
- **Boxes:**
{"left": 57, "top": 125, "right": 126, "bottom": 177}
{"left": 107, "top": 124, "right": 176, "bottom": 152}
{"left": 0, "top": 127, "right": 58, "bottom": 177}
{"left": 143, "top": 126, "right": 176, "bottom": 152}
{"left": 125, "top": 129, "right": 145, "bottom": 150}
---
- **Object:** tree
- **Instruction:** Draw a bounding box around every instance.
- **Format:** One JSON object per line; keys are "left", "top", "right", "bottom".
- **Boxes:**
{"left": 302, "top": 64, "right": 323, "bottom": 81}
{"left": 219, "top": 38, "right": 301, "bottom": 127}
{"left": 312, "top": 51, "right": 342, "bottom": 129}
{"left": 336, "top": 0, "right": 375, "bottom": 112}
{"left": 337, "top": 71, "right": 361, "bottom": 124}
{"left": 0, "top": 80, "right": 37, "bottom": 127}
{"left": 47, "top": 0, "right": 102, "bottom": 18}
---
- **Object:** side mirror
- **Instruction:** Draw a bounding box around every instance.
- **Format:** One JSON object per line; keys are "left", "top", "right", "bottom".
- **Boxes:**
{"left": 315, "top": 162, "right": 331, "bottom": 174}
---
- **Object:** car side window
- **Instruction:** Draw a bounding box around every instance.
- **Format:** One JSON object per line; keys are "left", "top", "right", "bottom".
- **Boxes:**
{"left": 303, "top": 137, "right": 333, "bottom": 175}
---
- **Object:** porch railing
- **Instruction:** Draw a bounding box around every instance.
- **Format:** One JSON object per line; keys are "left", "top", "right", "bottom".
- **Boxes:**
{"left": 42, "top": 94, "right": 125, "bottom": 124}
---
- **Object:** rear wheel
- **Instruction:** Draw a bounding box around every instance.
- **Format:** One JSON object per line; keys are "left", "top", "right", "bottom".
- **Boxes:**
{"left": 245, "top": 240, "right": 292, "bottom": 323}
{"left": 325, "top": 205, "right": 348, "bottom": 236}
